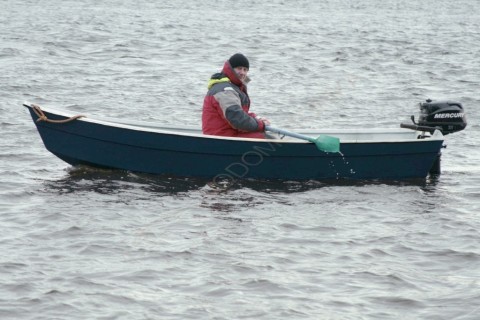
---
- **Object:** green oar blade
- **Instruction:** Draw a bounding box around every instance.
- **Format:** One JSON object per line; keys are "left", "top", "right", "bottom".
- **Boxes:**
{"left": 264, "top": 125, "right": 340, "bottom": 153}
{"left": 312, "top": 135, "right": 340, "bottom": 153}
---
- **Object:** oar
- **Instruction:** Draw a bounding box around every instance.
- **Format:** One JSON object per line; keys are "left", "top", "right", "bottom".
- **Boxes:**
{"left": 265, "top": 125, "right": 340, "bottom": 153}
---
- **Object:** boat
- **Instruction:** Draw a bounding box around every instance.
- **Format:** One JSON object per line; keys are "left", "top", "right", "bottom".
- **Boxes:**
{"left": 23, "top": 100, "right": 466, "bottom": 183}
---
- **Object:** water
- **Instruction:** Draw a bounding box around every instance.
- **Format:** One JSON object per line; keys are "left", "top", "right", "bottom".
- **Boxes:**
{"left": 1, "top": 0, "right": 479, "bottom": 319}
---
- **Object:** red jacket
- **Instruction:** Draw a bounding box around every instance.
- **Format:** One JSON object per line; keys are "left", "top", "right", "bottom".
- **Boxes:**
{"left": 202, "top": 61, "right": 265, "bottom": 138}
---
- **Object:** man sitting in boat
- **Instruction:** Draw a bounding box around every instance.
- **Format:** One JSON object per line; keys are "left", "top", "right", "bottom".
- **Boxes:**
{"left": 202, "top": 53, "right": 270, "bottom": 139}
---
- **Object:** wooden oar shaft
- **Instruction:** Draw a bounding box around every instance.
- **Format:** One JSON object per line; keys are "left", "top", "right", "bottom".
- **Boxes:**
{"left": 265, "top": 126, "right": 314, "bottom": 143}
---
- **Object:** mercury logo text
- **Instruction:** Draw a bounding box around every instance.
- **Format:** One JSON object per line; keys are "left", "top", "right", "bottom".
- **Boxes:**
{"left": 433, "top": 113, "right": 465, "bottom": 119}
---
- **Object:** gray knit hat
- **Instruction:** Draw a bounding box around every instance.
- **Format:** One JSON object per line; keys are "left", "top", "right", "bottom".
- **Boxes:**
{"left": 228, "top": 53, "right": 249, "bottom": 69}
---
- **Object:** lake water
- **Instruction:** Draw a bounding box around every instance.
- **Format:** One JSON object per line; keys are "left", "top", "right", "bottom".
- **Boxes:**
{"left": 1, "top": 0, "right": 479, "bottom": 319}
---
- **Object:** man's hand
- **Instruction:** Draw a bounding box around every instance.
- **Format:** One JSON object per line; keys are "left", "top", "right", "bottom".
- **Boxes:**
{"left": 256, "top": 116, "right": 271, "bottom": 126}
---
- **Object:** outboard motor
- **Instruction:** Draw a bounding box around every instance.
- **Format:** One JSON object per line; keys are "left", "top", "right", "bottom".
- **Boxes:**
{"left": 417, "top": 99, "right": 467, "bottom": 135}
{"left": 401, "top": 99, "right": 467, "bottom": 175}
{"left": 401, "top": 99, "right": 467, "bottom": 135}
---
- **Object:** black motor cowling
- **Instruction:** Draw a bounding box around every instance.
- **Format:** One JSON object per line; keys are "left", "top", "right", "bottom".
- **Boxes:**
{"left": 401, "top": 99, "right": 467, "bottom": 135}
{"left": 417, "top": 99, "right": 467, "bottom": 135}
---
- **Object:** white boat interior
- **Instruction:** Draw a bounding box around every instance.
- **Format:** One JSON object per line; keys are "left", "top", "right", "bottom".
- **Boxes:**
{"left": 25, "top": 103, "right": 444, "bottom": 143}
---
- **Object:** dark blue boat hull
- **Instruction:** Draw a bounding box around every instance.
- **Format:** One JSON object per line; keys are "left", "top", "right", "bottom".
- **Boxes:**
{"left": 25, "top": 105, "right": 444, "bottom": 181}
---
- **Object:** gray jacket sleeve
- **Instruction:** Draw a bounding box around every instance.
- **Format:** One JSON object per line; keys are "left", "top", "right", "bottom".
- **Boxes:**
{"left": 214, "top": 88, "right": 260, "bottom": 132}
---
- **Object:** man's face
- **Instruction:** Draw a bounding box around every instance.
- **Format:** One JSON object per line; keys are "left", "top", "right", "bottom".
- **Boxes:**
{"left": 234, "top": 66, "right": 248, "bottom": 82}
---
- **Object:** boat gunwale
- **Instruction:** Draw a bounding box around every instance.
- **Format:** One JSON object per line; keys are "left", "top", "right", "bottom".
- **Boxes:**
{"left": 23, "top": 102, "right": 445, "bottom": 144}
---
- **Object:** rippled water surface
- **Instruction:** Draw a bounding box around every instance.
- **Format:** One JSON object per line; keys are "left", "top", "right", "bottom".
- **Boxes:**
{"left": 1, "top": 0, "right": 479, "bottom": 319}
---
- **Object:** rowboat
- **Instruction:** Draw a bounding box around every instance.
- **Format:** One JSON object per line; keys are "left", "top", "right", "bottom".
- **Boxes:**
{"left": 23, "top": 100, "right": 466, "bottom": 183}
